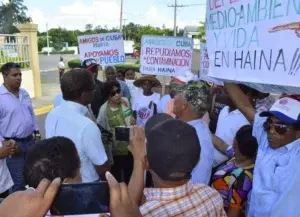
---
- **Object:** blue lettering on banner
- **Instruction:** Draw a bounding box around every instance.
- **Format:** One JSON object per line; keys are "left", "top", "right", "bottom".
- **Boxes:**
{"left": 105, "top": 35, "right": 123, "bottom": 41}
{"left": 100, "top": 55, "right": 125, "bottom": 65}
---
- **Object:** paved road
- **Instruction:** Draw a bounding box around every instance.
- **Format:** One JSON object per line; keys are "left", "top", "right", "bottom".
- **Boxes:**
{"left": 39, "top": 55, "right": 138, "bottom": 83}
{"left": 39, "top": 54, "right": 79, "bottom": 71}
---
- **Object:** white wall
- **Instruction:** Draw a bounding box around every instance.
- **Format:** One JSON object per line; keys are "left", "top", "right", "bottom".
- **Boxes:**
{"left": 0, "top": 69, "right": 35, "bottom": 98}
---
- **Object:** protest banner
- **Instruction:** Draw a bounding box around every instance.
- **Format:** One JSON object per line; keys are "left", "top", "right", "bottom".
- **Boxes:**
{"left": 206, "top": 0, "right": 300, "bottom": 94}
{"left": 78, "top": 32, "right": 125, "bottom": 67}
{"left": 199, "top": 43, "right": 223, "bottom": 85}
{"left": 140, "top": 35, "right": 193, "bottom": 76}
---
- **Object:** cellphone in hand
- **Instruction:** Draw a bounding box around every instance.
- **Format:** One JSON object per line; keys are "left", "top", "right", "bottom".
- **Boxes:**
{"left": 50, "top": 182, "right": 110, "bottom": 215}
{"left": 115, "top": 126, "right": 130, "bottom": 142}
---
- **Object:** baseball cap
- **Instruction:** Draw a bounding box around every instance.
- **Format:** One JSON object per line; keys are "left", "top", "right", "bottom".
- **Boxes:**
{"left": 260, "top": 95, "right": 300, "bottom": 124}
{"left": 82, "top": 58, "right": 99, "bottom": 70}
{"left": 146, "top": 119, "right": 200, "bottom": 181}
{"left": 145, "top": 113, "right": 174, "bottom": 136}
{"left": 181, "top": 81, "right": 211, "bottom": 115}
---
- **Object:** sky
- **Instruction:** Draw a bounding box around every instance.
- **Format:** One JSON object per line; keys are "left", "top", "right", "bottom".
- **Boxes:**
{"left": 2, "top": 0, "right": 206, "bottom": 32}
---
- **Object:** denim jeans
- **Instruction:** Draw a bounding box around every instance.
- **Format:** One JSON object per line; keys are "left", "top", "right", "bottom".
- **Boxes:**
{"left": 6, "top": 137, "right": 35, "bottom": 193}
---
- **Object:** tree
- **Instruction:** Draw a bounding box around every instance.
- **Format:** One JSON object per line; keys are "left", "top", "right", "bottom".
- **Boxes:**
{"left": 133, "top": 26, "right": 170, "bottom": 50}
{"left": 0, "top": 0, "right": 31, "bottom": 34}
{"left": 197, "top": 21, "right": 206, "bottom": 43}
{"left": 85, "top": 24, "right": 93, "bottom": 31}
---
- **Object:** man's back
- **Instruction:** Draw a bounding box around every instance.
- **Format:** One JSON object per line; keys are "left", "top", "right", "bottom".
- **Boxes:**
{"left": 45, "top": 101, "right": 107, "bottom": 182}
{"left": 140, "top": 182, "right": 226, "bottom": 217}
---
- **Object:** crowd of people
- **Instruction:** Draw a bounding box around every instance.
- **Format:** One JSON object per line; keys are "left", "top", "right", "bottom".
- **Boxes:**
{"left": 0, "top": 58, "right": 300, "bottom": 217}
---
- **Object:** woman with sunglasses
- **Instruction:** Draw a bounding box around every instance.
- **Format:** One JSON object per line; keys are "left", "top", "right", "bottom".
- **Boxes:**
{"left": 211, "top": 125, "right": 258, "bottom": 217}
{"left": 97, "top": 81, "right": 134, "bottom": 184}
{"left": 224, "top": 83, "right": 300, "bottom": 217}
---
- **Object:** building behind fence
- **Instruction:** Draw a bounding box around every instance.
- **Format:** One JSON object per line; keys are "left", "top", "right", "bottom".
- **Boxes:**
{"left": 0, "top": 24, "right": 41, "bottom": 98}
{"left": 0, "top": 34, "right": 30, "bottom": 68}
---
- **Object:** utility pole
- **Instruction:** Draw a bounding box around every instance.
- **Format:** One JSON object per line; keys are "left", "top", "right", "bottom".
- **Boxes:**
{"left": 123, "top": 19, "right": 127, "bottom": 40}
{"left": 120, "top": 0, "right": 124, "bottom": 32}
{"left": 168, "top": 2, "right": 205, "bottom": 36}
{"left": 168, "top": 1, "right": 186, "bottom": 36}
{"left": 46, "top": 23, "right": 50, "bottom": 56}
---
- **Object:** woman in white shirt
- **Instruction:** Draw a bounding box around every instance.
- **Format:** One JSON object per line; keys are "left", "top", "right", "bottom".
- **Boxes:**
{"left": 0, "top": 140, "right": 15, "bottom": 199}
{"left": 132, "top": 76, "right": 161, "bottom": 128}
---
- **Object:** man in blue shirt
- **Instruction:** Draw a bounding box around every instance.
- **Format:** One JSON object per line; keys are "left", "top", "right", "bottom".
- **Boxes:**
{"left": 104, "top": 66, "right": 131, "bottom": 102}
{"left": 173, "top": 81, "right": 214, "bottom": 185}
{"left": 0, "top": 62, "right": 40, "bottom": 192}
{"left": 225, "top": 83, "right": 300, "bottom": 217}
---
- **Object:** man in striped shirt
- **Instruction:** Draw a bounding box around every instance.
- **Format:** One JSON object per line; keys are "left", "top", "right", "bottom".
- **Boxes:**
{"left": 128, "top": 115, "right": 226, "bottom": 217}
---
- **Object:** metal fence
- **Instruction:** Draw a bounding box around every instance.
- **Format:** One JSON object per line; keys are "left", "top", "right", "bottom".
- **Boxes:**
{"left": 0, "top": 34, "right": 30, "bottom": 68}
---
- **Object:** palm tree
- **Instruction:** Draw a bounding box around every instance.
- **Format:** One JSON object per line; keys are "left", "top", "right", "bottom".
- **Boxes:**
{"left": 198, "top": 21, "right": 206, "bottom": 43}
{"left": 0, "top": 0, "right": 31, "bottom": 34}
{"left": 85, "top": 24, "right": 93, "bottom": 32}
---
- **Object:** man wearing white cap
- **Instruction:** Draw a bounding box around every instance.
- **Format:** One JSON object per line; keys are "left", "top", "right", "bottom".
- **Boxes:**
{"left": 158, "top": 71, "right": 198, "bottom": 118}
{"left": 224, "top": 83, "right": 300, "bottom": 217}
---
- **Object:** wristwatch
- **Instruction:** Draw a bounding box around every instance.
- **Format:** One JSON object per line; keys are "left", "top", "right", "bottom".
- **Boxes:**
{"left": 34, "top": 131, "right": 41, "bottom": 138}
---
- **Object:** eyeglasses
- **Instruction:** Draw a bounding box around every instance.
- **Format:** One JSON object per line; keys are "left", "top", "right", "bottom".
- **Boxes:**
{"left": 110, "top": 89, "right": 121, "bottom": 97}
{"left": 263, "top": 122, "right": 290, "bottom": 135}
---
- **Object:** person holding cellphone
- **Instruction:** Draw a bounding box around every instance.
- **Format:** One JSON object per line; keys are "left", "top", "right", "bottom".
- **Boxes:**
{"left": 97, "top": 81, "right": 134, "bottom": 184}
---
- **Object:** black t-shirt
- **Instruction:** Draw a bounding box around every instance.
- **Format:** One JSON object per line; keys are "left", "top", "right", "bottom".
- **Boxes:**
{"left": 209, "top": 87, "right": 230, "bottom": 133}
{"left": 91, "top": 79, "right": 105, "bottom": 118}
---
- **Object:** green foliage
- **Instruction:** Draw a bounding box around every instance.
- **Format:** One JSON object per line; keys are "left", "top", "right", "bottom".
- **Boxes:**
{"left": 68, "top": 59, "right": 81, "bottom": 69}
{"left": 38, "top": 22, "right": 185, "bottom": 52}
{"left": 67, "top": 58, "right": 140, "bottom": 72}
{"left": 197, "top": 22, "right": 206, "bottom": 43}
{"left": 132, "top": 25, "right": 175, "bottom": 51}
{"left": 115, "top": 63, "right": 140, "bottom": 73}
{"left": 41, "top": 50, "right": 75, "bottom": 55}
{"left": 0, "top": 0, "right": 31, "bottom": 34}
{"left": 0, "top": 53, "right": 29, "bottom": 69}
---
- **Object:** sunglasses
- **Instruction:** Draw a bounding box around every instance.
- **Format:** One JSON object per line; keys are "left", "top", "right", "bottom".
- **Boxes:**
{"left": 263, "top": 122, "right": 290, "bottom": 135}
{"left": 110, "top": 89, "right": 121, "bottom": 97}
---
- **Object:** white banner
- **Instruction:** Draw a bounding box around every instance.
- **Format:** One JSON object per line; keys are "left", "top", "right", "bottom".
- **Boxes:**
{"left": 140, "top": 35, "right": 193, "bottom": 76}
{"left": 200, "top": 43, "right": 223, "bottom": 85}
{"left": 78, "top": 32, "right": 125, "bottom": 67}
{"left": 206, "top": 0, "right": 300, "bottom": 93}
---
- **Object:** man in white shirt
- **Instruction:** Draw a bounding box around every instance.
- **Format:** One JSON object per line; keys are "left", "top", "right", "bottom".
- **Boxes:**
{"left": 213, "top": 85, "right": 261, "bottom": 166}
{"left": 213, "top": 103, "right": 249, "bottom": 166}
{"left": 45, "top": 69, "right": 110, "bottom": 182}
{"left": 58, "top": 56, "right": 65, "bottom": 83}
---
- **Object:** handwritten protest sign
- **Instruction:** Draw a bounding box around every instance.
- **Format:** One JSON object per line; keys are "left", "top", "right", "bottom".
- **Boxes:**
{"left": 206, "top": 0, "right": 300, "bottom": 93}
{"left": 140, "top": 35, "right": 193, "bottom": 76}
{"left": 200, "top": 44, "right": 223, "bottom": 85}
{"left": 78, "top": 32, "right": 125, "bottom": 67}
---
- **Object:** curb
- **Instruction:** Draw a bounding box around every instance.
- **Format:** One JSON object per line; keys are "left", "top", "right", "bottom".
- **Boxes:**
{"left": 34, "top": 105, "right": 53, "bottom": 116}
{"left": 40, "top": 68, "right": 57, "bottom": 73}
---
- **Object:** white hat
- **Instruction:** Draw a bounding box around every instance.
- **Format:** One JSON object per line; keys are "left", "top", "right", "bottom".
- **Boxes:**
{"left": 175, "top": 71, "right": 197, "bottom": 84}
{"left": 260, "top": 96, "right": 300, "bottom": 124}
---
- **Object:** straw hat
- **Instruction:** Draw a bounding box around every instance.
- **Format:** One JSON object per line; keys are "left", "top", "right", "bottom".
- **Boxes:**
{"left": 134, "top": 75, "right": 161, "bottom": 88}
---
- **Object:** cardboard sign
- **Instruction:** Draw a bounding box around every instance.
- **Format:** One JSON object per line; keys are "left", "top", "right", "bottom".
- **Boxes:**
{"left": 140, "top": 35, "right": 193, "bottom": 76}
{"left": 199, "top": 44, "right": 223, "bottom": 85}
{"left": 78, "top": 33, "right": 125, "bottom": 67}
{"left": 206, "top": 0, "right": 300, "bottom": 94}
